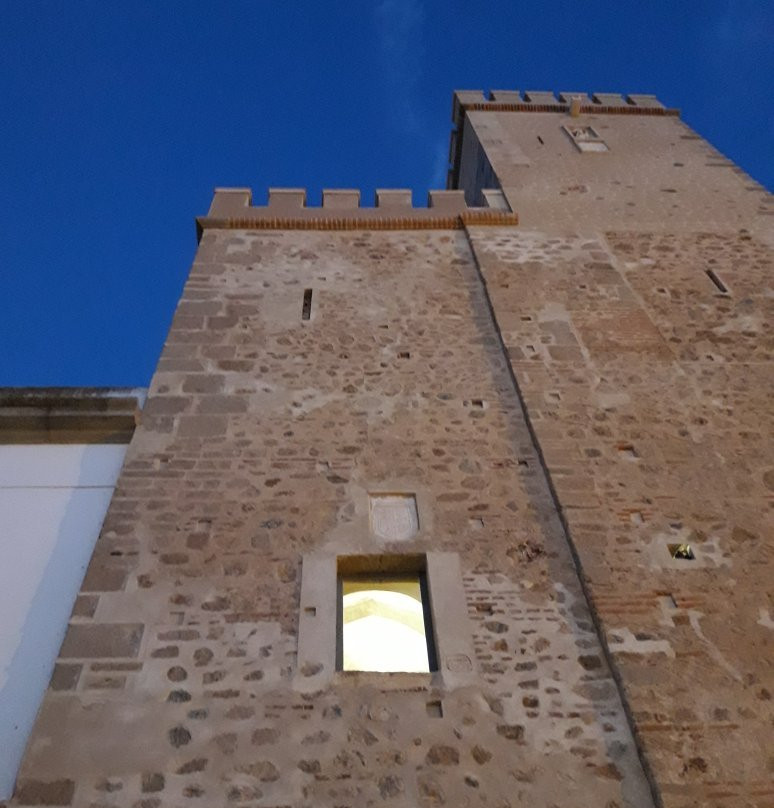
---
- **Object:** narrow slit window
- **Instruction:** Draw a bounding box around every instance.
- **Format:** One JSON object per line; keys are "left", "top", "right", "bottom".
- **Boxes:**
{"left": 301, "top": 288, "right": 313, "bottom": 320}
{"left": 337, "top": 573, "right": 436, "bottom": 673}
{"left": 705, "top": 270, "right": 729, "bottom": 294}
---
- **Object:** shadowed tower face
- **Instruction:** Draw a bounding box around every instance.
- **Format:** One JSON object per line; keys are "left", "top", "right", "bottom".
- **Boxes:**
{"left": 6, "top": 90, "right": 772, "bottom": 808}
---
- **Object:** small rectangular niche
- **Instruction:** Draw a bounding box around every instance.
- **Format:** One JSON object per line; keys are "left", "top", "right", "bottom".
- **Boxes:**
{"left": 337, "top": 555, "right": 437, "bottom": 673}
{"left": 301, "top": 289, "right": 313, "bottom": 320}
{"left": 705, "top": 269, "right": 729, "bottom": 295}
{"left": 563, "top": 124, "right": 609, "bottom": 152}
{"left": 426, "top": 700, "right": 443, "bottom": 718}
{"left": 398, "top": 351, "right": 411, "bottom": 359}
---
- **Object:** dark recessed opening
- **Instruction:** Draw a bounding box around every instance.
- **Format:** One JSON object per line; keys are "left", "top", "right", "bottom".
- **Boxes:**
{"left": 398, "top": 352, "right": 410, "bottom": 359}
{"left": 426, "top": 700, "right": 443, "bottom": 717}
{"left": 705, "top": 270, "right": 729, "bottom": 294}
{"left": 301, "top": 288, "right": 313, "bottom": 320}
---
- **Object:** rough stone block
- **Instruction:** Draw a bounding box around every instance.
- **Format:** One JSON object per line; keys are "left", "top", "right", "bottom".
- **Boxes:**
{"left": 207, "top": 188, "right": 251, "bottom": 216}
{"left": 481, "top": 189, "right": 509, "bottom": 210}
{"left": 81, "top": 562, "right": 128, "bottom": 592}
{"left": 375, "top": 189, "right": 412, "bottom": 208}
{"left": 59, "top": 623, "right": 144, "bottom": 659}
{"left": 267, "top": 188, "right": 306, "bottom": 210}
{"left": 321, "top": 189, "right": 360, "bottom": 209}
{"left": 627, "top": 93, "right": 665, "bottom": 109}
{"left": 13, "top": 779, "right": 75, "bottom": 805}
{"left": 523, "top": 90, "right": 560, "bottom": 106}
{"left": 427, "top": 190, "right": 466, "bottom": 211}
{"left": 592, "top": 92, "right": 627, "bottom": 107}
{"left": 177, "top": 415, "right": 227, "bottom": 438}
{"left": 489, "top": 90, "right": 521, "bottom": 102}
{"left": 49, "top": 663, "right": 81, "bottom": 691}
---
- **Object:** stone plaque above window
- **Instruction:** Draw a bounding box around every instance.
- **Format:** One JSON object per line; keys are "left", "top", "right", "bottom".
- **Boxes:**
{"left": 369, "top": 493, "right": 419, "bottom": 541}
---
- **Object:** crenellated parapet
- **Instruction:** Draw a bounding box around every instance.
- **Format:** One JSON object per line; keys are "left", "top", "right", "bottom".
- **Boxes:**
{"left": 451, "top": 89, "right": 676, "bottom": 130}
{"left": 196, "top": 187, "right": 517, "bottom": 239}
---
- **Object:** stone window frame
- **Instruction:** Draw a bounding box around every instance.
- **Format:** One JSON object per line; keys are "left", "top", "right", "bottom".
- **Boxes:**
{"left": 295, "top": 552, "right": 476, "bottom": 692}
{"left": 562, "top": 124, "right": 609, "bottom": 152}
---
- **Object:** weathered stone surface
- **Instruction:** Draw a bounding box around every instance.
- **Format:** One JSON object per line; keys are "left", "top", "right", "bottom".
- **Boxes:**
{"left": 59, "top": 623, "right": 143, "bottom": 658}
{"left": 49, "top": 664, "right": 81, "bottom": 692}
{"left": 13, "top": 779, "right": 74, "bottom": 805}
{"left": 13, "top": 93, "right": 772, "bottom": 808}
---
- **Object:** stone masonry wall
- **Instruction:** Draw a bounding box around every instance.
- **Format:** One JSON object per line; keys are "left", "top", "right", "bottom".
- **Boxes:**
{"left": 466, "top": 225, "right": 773, "bottom": 808}
{"left": 12, "top": 227, "right": 656, "bottom": 807}
{"left": 466, "top": 109, "right": 773, "bottom": 235}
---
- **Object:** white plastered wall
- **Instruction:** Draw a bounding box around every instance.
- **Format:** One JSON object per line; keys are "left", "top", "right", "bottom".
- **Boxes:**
{"left": 0, "top": 444, "right": 127, "bottom": 799}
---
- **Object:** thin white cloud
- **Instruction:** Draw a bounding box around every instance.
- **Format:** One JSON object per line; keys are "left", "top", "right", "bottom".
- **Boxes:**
{"left": 374, "top": 0, "right": 426, "bottom": 135}
{"left": 711, "top": 0, "right": 773, "bottom": 45}
{"left": 429, "top": 132, "right": 450, "bottom": 190}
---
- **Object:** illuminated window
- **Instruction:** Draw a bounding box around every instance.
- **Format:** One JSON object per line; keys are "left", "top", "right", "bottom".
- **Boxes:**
{"left": 337, "top": 573, "right": 437, "bottom": 673}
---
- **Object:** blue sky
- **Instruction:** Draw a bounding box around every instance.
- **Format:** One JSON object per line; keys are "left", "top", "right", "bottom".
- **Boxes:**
{"left": 1, "top": 1, "right": 772, "bottom": 386}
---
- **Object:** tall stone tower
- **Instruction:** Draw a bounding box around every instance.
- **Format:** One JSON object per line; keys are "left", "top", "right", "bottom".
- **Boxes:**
{"left": 9, "top": 90, "right": 772, "bottom": 808}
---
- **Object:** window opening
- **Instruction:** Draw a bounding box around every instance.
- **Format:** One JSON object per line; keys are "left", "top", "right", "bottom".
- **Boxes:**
{"left": 337, "top": 572, "right": 437, "bottom": 672}
{"left": 705, "top": 270, "right": 729, "bottom": 294}
{"left": 301, "top": 288, "right": 313, "bottom": 320}
{"left": 668, "top": 543, "right": 695, "bottom": 560}
{"left": 563, "top": 124, "right": 609, "bottom": 153}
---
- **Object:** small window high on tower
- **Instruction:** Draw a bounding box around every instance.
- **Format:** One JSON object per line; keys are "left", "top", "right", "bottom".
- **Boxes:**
{"left": 563, "top": 125, "right": 609, "bottom": 152}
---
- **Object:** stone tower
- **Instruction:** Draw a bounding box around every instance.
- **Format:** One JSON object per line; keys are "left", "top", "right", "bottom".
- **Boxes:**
{"left": 8, "top": 90, "right": 772, "bottom": 808}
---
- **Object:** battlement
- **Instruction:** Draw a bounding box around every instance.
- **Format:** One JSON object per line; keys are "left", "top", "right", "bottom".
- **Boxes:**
{"left": 451, "top": 89, "right": 677, "bottom": 129}
{"left": 196, "top": 187, "right": 517, "bottom": 239}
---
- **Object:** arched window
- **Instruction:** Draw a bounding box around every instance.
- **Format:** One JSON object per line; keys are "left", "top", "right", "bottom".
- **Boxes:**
{"left": 337, "top": 574, "right": 436, "bottom": 672}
